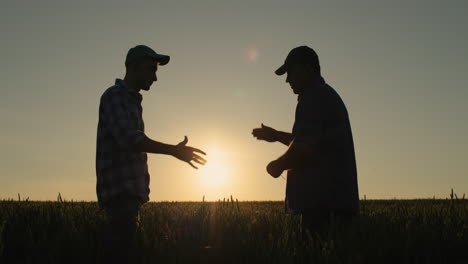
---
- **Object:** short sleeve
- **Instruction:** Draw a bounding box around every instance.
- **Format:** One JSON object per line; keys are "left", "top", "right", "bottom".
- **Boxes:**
{"left": 100, "top": 90, "right": 146, "bottom": 150}
{"left": 293, "top": 94, "right": 327, "bottom": 146}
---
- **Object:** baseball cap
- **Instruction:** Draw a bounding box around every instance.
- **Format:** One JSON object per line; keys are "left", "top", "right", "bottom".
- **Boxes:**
{"left": 125, "top": 45, "right": 170, "bottom": 66}
{"left": 275, "top": 46, "right": 320, "bottom": 75}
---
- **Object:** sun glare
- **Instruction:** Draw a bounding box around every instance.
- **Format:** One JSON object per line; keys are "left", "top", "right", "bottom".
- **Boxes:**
{"left": 197, "top": 147, "right": 230, "bottom": 189}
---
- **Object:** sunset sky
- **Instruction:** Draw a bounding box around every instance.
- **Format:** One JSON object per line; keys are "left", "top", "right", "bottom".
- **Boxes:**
{"left": 1, "top": 0, "right": 467, "bottom": 201}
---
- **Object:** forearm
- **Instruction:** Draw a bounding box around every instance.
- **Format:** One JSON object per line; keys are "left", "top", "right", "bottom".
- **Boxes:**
{"left": 276, "top": 140, "right": 313, "bottom": 170}
{"left": 132, "top": 136, "right": 176, "bottom": 156}
{"left": 276, "top": 131, "right": 294, "bottom": 146}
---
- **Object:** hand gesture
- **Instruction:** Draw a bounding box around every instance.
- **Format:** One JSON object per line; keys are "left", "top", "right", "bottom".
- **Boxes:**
{"left": 266, "top": 159, "right": 284, "bottom": 178}
{"left": 173, "top": 136, "right": 207, "bottom": 169}
{"left": 252, "top": 123, "right": 278, "bottom": 142}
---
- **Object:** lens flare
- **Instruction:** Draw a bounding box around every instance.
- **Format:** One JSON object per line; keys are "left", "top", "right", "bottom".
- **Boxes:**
{"left": 243, "top": 47, "right": 259, "bottom": 63}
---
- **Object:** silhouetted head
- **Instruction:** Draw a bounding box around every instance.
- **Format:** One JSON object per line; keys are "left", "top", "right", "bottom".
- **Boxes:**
{"left": 275, "top": 46, "right": 321, "bottom": 94}
{"left": 124, "top": 45, "right": 170, "bottom": 92}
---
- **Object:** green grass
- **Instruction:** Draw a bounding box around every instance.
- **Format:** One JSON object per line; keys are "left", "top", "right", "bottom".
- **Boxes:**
{"left": 0, "top": 197, "right": 467, "bottom": 263}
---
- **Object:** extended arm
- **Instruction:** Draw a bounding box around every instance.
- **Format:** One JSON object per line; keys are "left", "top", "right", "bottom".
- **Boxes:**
{"left": 276, "top": 130, "right": 294, "bottom": 146}
{"left": 133, "top": 136, "right": 206, "bottom": 169}
{"left": 103, "top": 91, "right": 206, "bottom": 169}
{"left": 132, "top": 136, "right": 174, "bottom": 155}
{"left": 252, "top": 123, "right": 293, "bottom": 146}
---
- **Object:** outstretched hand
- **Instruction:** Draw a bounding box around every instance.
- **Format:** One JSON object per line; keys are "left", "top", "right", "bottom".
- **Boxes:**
{"left": 173, "top": 136, "right": 207, "bottom": 169}
{"left": 252, "top": 123, "right": 278, "bottom": 142}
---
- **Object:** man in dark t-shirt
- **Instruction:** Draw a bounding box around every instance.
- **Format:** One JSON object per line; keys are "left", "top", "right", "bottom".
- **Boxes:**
{"left": 252, "top": 46, "right": 359, "bottom": 235}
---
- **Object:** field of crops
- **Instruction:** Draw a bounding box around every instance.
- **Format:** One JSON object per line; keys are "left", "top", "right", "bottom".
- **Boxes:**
{"left": 1, "top": 196, "right": 467, "bottom": 264}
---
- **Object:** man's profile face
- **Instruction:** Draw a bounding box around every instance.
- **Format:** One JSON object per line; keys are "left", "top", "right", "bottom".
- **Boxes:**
{"left": 285, "top": 65, "right": 310, "bottom": 94}
{"left": 129, "top": 57, "right": 158, "bottom": 91}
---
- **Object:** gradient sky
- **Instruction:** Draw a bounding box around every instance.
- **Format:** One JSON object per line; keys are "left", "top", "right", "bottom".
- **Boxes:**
{"left": 1, "top": 0, "right": 467, "bottom": 201}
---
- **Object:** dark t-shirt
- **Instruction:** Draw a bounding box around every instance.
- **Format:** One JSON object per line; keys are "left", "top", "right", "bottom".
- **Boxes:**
{"left": 286, "top": 80, "right": 359, "bottom": 214}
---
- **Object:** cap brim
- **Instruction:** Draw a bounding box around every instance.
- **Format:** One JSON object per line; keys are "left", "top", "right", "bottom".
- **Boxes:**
{"left": 153, "top": 54, "right": 170, "bottom": 66}
{"left": 275, "top": 64, "right": 287, "bottom": 76}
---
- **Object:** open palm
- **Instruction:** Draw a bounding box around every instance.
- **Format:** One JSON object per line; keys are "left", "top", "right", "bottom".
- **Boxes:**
{"left": 174, "top": 136, "right": 207, "bottom": 169}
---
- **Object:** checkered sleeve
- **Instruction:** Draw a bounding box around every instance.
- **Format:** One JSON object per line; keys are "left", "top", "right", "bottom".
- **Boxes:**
{"left": 101, "top": 90, "right": 146, "bottom": 151}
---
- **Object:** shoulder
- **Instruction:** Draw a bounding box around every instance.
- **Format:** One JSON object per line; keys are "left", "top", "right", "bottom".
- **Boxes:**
{"left": 299, "top": 83, "right": 349, "bottom": 119}
{"left": 320, "top": 84, "right": 349, "bottom": 117}
{"left": 100, "top": 84, "right": 126, "bottom": 103}
{"left": 314, "top": 84, "right": 340, "bottom": 103}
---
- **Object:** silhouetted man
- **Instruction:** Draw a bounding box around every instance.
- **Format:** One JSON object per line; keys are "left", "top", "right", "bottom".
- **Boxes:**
{"left": 96, "top": 45, "right": 206, "bottom": 263}
{"left": 252, "top": 46, "right": 359, "bottom": 236}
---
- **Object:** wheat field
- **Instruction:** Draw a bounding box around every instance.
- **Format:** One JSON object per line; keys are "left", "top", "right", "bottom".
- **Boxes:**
{"left": 1, "top": 194, "right": 467, "bottom": 263}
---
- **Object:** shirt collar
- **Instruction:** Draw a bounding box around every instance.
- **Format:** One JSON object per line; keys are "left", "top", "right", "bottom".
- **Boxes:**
{"left": 298, "top": 77, "right": 326, "bottom": 101}
{"left": 115, "top": 79, "right": 143, "bottom": 103}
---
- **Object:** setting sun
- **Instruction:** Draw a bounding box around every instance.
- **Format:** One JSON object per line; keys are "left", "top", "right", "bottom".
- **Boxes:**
{"left": 196, "top": 147, "right": 231, "bottom": 190}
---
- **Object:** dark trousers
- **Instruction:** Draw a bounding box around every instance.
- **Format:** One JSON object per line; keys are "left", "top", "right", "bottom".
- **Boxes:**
{"left": 300, "top": 209, "right": 354, "bottom": 239}
{"left": 101, "top": 195, "right": 141, "bottom": 264}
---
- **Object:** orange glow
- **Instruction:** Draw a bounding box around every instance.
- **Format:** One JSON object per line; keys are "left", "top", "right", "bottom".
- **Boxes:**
{"left": 196, "top": 147, "right": 231, "bottom": 190}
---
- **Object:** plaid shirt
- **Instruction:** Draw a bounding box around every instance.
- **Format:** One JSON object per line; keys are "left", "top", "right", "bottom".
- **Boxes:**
{"left": 96, "top": 79, "right": 150, "bottom": 208}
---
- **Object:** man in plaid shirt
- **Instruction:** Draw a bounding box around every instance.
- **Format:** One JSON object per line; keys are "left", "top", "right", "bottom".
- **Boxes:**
{"left": 96, "top": 45, "right": 206, "bottom": 263}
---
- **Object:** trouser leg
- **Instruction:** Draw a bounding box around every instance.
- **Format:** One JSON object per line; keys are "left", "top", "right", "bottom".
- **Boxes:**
{"left": 301, "top": 209, "right": 330, "bottom": 239}
{"left": 301, "top": 209, "right": 355, "bottom": 239}
{"left": 102, "top": 195, "right": 141, "bottom": 264}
